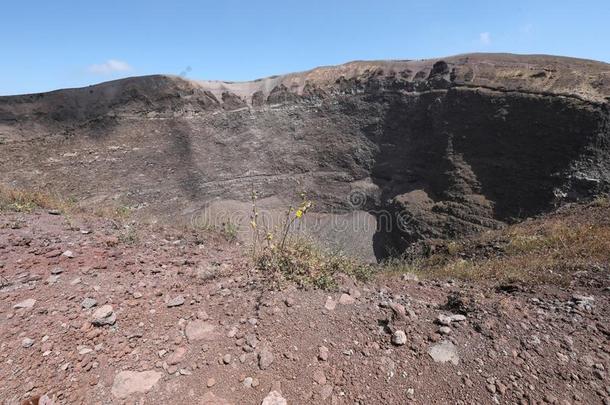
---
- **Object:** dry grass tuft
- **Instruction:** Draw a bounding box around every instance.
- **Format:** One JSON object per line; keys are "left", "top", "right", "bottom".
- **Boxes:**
{"left": 250, "top": 189, "right": 374, "bottom": 289}
{"left": 256, "top": 237, "right": 373, "bottom": 289}
{"left": 0, "top": 185, "right": 74, "bottom": 214}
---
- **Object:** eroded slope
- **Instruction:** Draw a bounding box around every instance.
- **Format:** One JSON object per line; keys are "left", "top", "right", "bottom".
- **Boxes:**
{"left": 1, "top": 54, "right": 609, "bottom": 259}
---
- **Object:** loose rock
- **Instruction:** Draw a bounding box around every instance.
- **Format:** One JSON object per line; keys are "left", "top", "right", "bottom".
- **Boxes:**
{"left": 91, "top": 304, "right": 116, "bottom": 326}
{"left": 111, "top": 370, "right": 162, "bottom": 399}
{"left": 318, "top": 346, "right": 329, "bottom": 361}
{"left": 259, "top": 348, "right": 274, "bottom": 370}
{"left": 261, "top": 390, "right": 287, "bottom": 405}
{"left": 166, "top": 346, "right": 188, "bottom": 365}
{"left": 339, "top": 293, "right": 355, "bottom": 305}
{"left": 167, "top": 295, "right": 185, "bottom": 307}
{"left": 428, "top": 341, "right": 459, "bottom": 365}
{"left": 14, "top": 298, "right": 36, "bottom": 309}
{"left": 392, "top": 330, "right": 407, "bottom": 346}
{"left": 21, "top": 338, "right": 35, "bottom": 348}
{"left": 184, "top": 320, "right": 216, "bottom": 342}
{"left": 81, "top": 297, "right": 97, "bottom": 309}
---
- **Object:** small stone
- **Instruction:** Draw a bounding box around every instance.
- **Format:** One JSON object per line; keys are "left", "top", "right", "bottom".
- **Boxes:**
{"left": 284, "top": 297, "right": 295, "bottom": 307}
{"left": 227, "top": 326, "right": 238, "bottom": 338}
{"left": 206, "top": 378, "right": 216, "bottom": 387}
{"left": 46, "top": 275, "right": 60, "bottom": 284}
{"left": 14, "top": 298, "right": 36, "bottom": 309}
{"left": 78, "top": 347, "right": 93, "bottom": 355}
{"left": 324, "top": 297, "right": 336, "bottom": 311}
{"left": 406, "top": 387, "right": 415, "bottom": 400}
{"left": 428, "top": 341, "right": 459, "bottom": 365}
{"left": 245, "top": 334, "right": 259, "bottom": 348}
{"left": 111, "top": 370, "right": 162, "bottom": 399}
{"left": 438, "top": 326, "right": 451, "bottom": 335}
{"left": 91, "top": 304, "right": 116, "bottom": 326}
{"left": 436, "top": 314, "right": 452, "bottom": 326}
{"left": 167, "top": 295, "right": 185, "bottom": 307}
{"left": 388, "top": 302, "right": 407, "bottom": 319}
{"left": 62, "top": 250, "right": 75, "bottom": 258}
{"left": 313, "top": 369, "right": 327, "bottom": 385}
{"left": 262, "top": 391, "right": 287, "bottom": 405}
{"left": 21, "top": 338, "right": 35, "bottom": 348}
{"left": 449, "top": 314, "right": 466, "bottom": 322}
{"left": 243, "top": 377, "right": 253, "bottom": 387}
{"left": 392, "top": 330, "right": 407, "bottom": 346}
{"left": 320, "top": 385, "right": 333, "bottom": 400}
{"left": 184, "top": 321, "right": 216, "bottom": 342}
{"left": 166, "top": 347, "right": 188, "bottom": 365}
{"left": 318, "top": 346, "right": 329, "bottom": 361}
{"left": 223, "top": 354, "right": 232, "bottom": 364}
{"left": 544, "top": 394, "right": 558, "bottom": 404}
{"left": 81, "top": 297, "right": 97, "bottom": 309}
{"left": 50, "top": 267, "right": 64, "bottom": 275}
{"left": 339, "top": 293, "right": 355, "bottom": 305}
{"left": 259, "top": 348, "right": 274, "bottom": 370}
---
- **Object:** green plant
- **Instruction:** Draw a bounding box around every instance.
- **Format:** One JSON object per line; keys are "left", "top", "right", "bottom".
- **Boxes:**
{"left": 115, "top": 205, "right": 132, "bottom": 219}
{"left": 118, "top": 227, "right": 138, "bottom": 245}
{"left": 0, "top": 185, "right": 70, "bottom": 213}
{"left": 592, "top": 194, "right": 610, "bottom": 208}
{"left": 221, "top": 220, "right": 238, "bottom": 242}
{"left": 249, "top": 189, "right": 370, "bottom": 289}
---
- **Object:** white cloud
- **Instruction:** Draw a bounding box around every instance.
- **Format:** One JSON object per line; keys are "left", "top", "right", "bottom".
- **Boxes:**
{"left": 479, "top": 32, "right": 491, "bottom": 45}
{"left": 88, "top": 59, "right": 133, "bottom": 75}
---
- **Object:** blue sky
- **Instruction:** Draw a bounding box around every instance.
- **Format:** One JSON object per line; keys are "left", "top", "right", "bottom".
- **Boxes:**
{"left": 1, "top": 0, "right": 609, "bottom": 95}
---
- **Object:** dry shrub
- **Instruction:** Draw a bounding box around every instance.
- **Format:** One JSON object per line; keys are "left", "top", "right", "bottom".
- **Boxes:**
{"left": 251, "top": 190, "right": 373, "bottom": 289}
{"left": 256, "top": 237, "right": 372, "bottom": 289}
{"left": 0, "top": 185, "right": 71, "bottom": 213}
{"left": 384, "top": 198, "right": 610, "bottom": 286}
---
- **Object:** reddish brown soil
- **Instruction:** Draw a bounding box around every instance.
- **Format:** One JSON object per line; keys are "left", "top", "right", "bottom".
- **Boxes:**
{"left": 0, "top": 210, "right": 609, "bottom": 404}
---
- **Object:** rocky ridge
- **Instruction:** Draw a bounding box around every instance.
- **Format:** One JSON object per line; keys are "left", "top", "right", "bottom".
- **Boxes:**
{"left": 1, "top": 53, "right": 610, "bottom": 260}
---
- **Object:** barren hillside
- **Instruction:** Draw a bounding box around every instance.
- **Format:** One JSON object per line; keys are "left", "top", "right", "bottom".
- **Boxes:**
{"left": 1, "top": 53, "right": 610, "bottom": 405}
{"left": 1, "top": 53, "right": 609, "bottom": 260}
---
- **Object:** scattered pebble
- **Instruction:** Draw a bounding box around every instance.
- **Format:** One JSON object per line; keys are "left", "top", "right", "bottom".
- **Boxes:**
{"left": 392, "top": 330, "right": 407, "bottom": 346}
{"left": 91, "top": 304, "right": 116, "bottom": 326}
{"left": 21, "top": 338, "right": 35, "bottom": 348}
{"left": 167, "top": 295, "right": 185, "bottom": 307}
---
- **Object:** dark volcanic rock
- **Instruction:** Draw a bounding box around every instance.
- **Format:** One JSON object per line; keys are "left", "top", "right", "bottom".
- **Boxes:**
{"left": 1, "top": 53, "right": 609, "bottom": 260}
